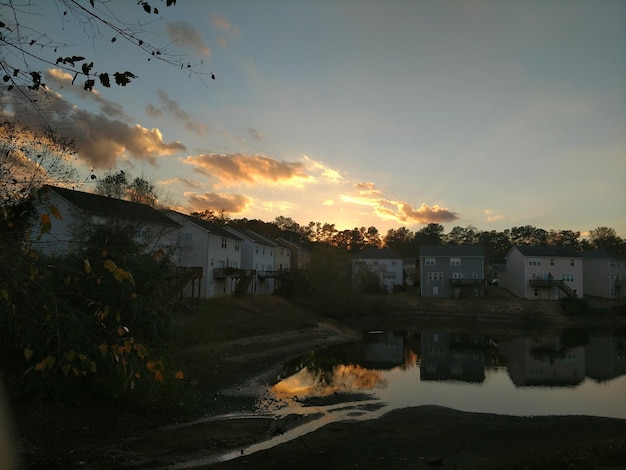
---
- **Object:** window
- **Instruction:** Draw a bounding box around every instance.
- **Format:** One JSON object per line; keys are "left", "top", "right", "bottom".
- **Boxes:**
{"left": 472, "top": 273, "right": 478, "bottom": 278}
{"left": 450, "top": 257, "right": 461, "bottom": 266}
{"left": 427, "top": 272, "right": 443, "bottom": 281}
{"left": 452, "top": 272, "right": 463, "bottom": 279}
{"left": 425, "top": 257, "right": 435, "bottom": 266}
{"left": 550, "top": 258, "right": 554, "bottom": 266}
{"left": 221, "top": 237, "right": 227, "bottom": 249}
{"left": 529, "top": 259, "right": 541, "bottom": 266}
{"left": 534, "top": 289, "right": 539, "bottom": 296}
{"left": 562, "top": 274, "right": 574, "bottom": 282}
{"left": 235, "top": 242, "right": 240, "bottom": 251}
{"left": 570, "top": 259, "right": 575, "bottom": 266}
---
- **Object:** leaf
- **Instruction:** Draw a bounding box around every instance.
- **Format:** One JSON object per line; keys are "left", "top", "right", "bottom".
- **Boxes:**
{"left": 45, "top": 355, "right": 56, "bottom": 368}
{"left": 117, "top": 326, "right": 128, "bottom": 336}
{"left": 64, "top": 349, "right": 75, "bottom": 362}
{"left": 61, "top": 364, "right": 71, "bottom": 376}
{"left": 134, "top": 344, "right": 147, "bottom": 359}
{"left": 34, "top": 359, "right": 47, "bottom": 371}
{"left": 40, "top": 213, "right": 51, "bottom": 234}
{"left": 174, "top": 370, "right": 184, "bottom": 379}
{"left": 48, "top": 205, "right": 62, "bottom": 219}
{"left": 98, "top": 343, "right": 108, "bottom": 358}
{"left": 24, "top": 347, "right": 34, "bottom": 361}
{"left": 99, "top": 73, "right": 111, "bottom": 88}
{"left": 84, "top": 79, "right": 95, "bottom": 92}
{"left": 154, "top": 370, "right": 164, "bottom": 383}
{"left": 103, "top": 259, "right": 117, "bottom": 272}
{"left": 84, "top": 258, "right": 92, "bottom": 274}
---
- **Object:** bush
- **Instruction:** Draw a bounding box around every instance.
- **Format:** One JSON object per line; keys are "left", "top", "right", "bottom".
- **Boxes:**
{"left": 560, "top": 297, "right": 589, "bottom": 316}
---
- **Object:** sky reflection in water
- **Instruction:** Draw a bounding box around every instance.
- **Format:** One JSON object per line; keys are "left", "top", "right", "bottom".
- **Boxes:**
{"left": 270, "top": 330, "right": 626, "bottom": 419}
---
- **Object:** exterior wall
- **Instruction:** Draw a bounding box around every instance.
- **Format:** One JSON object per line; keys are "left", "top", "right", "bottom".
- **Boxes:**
{"left": 275, "top": 244, "right": 291, "bottom": 271}
{"left": 31, "top": 190, "right": 81, "bottom": 255}
{"left": 32, "top": 189, "right": 179, "bottom": 259}
{"left": 353, "top": 256, "right": 403, "bottom": 293}
{"left": 503, "top": 247, "right": 583, "bottom": 300}
{"left": 419, "top": 256, "right": 484, "bottom": 298}
{"left": 169, "top": 212, "right": 242, "bottom": 298}
{"left": 583, "top": 257, "right": 626, "bottom": 299}
{"left": 224, "top": 228, "right": 275, "bottom": 295}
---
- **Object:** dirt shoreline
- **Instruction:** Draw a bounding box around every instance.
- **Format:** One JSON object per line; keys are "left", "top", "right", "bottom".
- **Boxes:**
{"left": 11, "top": 298, "right": 626, "bottom": 469}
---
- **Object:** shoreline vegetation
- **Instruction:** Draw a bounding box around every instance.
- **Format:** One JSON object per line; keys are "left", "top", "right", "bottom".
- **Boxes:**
{"left": 11, "top": 290, "right": 626, "bottom": 469}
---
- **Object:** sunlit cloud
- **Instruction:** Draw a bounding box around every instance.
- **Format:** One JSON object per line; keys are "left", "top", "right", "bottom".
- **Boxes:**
{"left": 2, "top": 84, "right": 185, "bottom": 169}
{"left": 303, "top": 155, "right": 344, "bottom": 183}
{"left": 484, "top": 209, "right": 504, "bottom": 222}
{"left": 184, "top": 191, "right": 251, "bottom": 213}
{"left": 211, "top": 14, "right": 238, "bottom": 49}
{"left": 182, "top": 153, "right": 314, "bottom": 188}
{"left": 159, "top": 177, "right": 204, "bottom": 190}
{"left": 166, "top": 21, "right": 211, "bottom": 57}
{"left": 341, "top": 182, "right": 459, "bottom": 226}
{"left": 323, "top": 199, "right": 334, "bottom": 206}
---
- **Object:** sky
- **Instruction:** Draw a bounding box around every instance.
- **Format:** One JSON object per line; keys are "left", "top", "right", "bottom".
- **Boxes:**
{"left": 4, "top": 0, "right": 626, "bottom": 237}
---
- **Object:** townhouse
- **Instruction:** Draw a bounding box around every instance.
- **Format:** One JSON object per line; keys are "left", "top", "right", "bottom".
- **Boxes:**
{"left": 419, "top": 245, "right": 485, "bottom": 298}
{"left": 352, "top": 247, "right": 403, "bottom": 293}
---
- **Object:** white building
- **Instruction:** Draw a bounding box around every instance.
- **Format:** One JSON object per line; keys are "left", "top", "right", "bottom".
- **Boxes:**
{"left": 166, "top": 212, "right": 243, "bottom": 298}
{"left": 352, "top": 247, "right": 403, "bottom": 293}
{"left": 582, "top": 250, "right": 626, "bottom": 299}
{"left": 501, "top": 246, "right": 583, "bottom": 300}
{"left": 224, "top": 228, "right": 277, "bottom": 295}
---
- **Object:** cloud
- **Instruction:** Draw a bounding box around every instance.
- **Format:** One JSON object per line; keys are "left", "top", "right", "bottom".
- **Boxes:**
{"left": 182, "top": 153, "right": 314, "bottom": 187}
{"left": 303, "top": 156, "right": 344, "bottom": 183}
{"left": 484, "top": 209, "right": 504, "bottom": 222}
{"left": 2, "top": 83, "right": 186, "bottom": 169}
{"left": 73, "top": 117, "right": 186, "bottom": 168}
{"left": 166, "top": 21, "right": 211, "bottom": 57}
{"left": 159, "top": 177, "right": 204, "bottom": 190}
{"left": 146, "top": 89, "right": 209, "bottom": 136}
{"left": 184, "top": 191, "right": 251, "bottom": 213}
{"left": 341, "top": 182, "right": 459, "bottom": 226}
{"left": 211, "top": 15, "right": 238, "bottom": 49}
{"left": 243, "top": 127, "right": 262, "bottom": 141}
{"left": 45, "top": 69, "right": 128, "bottom": 120}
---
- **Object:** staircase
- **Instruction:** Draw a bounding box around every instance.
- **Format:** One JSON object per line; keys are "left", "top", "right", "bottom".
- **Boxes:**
{"left": 555, "top": 280, "right": 577, "bottom": 298}
{"left": 164, "top": 267, "right": 202, "bottom": 305}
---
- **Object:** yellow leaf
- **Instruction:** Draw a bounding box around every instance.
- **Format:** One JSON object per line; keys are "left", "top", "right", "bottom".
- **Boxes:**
{"left": 48, "top": 205, "right": 62, "bottom": 220}
{"left": 103, "top": 259, "right": 117, "bottom": 273}
{"left": 135, "top": 344, "right": 147, "bottom": 359}
{"left": 39, "top": 213, "right": 51, "bottom": 234}
{"left": 98, "top": 343, "right": 108, "bottom": 358}
{"left": 34, "top": 359, "right": 47, "bottom": 371}
{"left": 84, "top": 259, "right": 91, "bottom": 274}
{"left": 78, "top": 353, "right": 87, "bottom": 361}
{"left": 61, "top": 364, "right": 71, "bottom": 376}
{"left": 174, "top": 371, "right": 184, "bottom": 380}
{"left": 117, "top": 327, "right": 127, "bottom": 336}
{"left": 24, "top": 348, "right": 34, "bottom": 361}
{"left": 89, "top": 361, "right": 97, "bottom": 373}
{"left": 1, "top": 289, "right": 9, "bottom": 302}
{"left": 115, "top": 311, "right": 121, "bottom": 322}
{"left": 45, "top": 355, "right": 56, "bottom": 369}
{"left": 64, "top": 350, "right": 75, "bottom": 362}
{"left": 154, "top": 370, "right": 164, "bottom": 383}
{"left": 146, "top": 361, "right": 155, "bottom": 372}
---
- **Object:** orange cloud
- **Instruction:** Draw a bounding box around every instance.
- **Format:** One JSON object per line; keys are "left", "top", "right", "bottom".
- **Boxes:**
{"left": 182, "top": 153, "right": 313, "bottom": 187}
{"left": 342, "top": 182, "right": 459, "bottom": 225}
{"left": 484, "top": 209, "right": 504, "bottom": 222}
{"left": 184, "top": 191, "right": 251, "bottom": 213}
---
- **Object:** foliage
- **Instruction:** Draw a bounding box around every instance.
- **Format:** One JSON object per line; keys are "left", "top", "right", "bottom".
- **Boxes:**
{"left": 0, "top": 199, "right": 183, "bottom": 399}
{"left": 0, "top": 0, "right": 203, "bottom": 103}
{"left": 0, "top": 120, "right": 78, "bottom": 205}
{"left": 94, "top": 170, "right": 159, "bottom": 207}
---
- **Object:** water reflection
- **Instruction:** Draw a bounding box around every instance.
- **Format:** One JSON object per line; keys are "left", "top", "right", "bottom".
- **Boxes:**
{"left": 269, "top": 329, "right": 626, "bottom": 419}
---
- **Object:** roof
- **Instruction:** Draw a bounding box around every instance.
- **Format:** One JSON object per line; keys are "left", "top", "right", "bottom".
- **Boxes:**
{"left": 582, "top": 249, "right": 625, "bottom": 260}
{"left": 245, "top": 230, "right": 277, "bottom": 246}
{"left": 44, "top": 185, "right": 180, "bottom": 227}
{"left": 419, "top": 245, "right": 484, "bottom": 257}
{"left": 513, "top": 246, "right": 581, "bottom": 258}
{"left": 353, "top": 247, "right": 402, "bottom": 259}
{"left": 276, "top": 237, "right": 310, "bottom": 252}
{"left": 175, "top": 212, "right": 242, "bottom": 240}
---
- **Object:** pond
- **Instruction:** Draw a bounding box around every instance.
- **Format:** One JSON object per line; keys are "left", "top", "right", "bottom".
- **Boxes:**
{"left": 176, "top": 327, "right": 626, "bottom": 467}
{"left": 264, "top": 328, "right": 626, "bottom": 420}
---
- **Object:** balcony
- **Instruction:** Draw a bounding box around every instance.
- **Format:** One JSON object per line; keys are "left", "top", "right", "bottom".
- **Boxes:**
{"left": 257, "top": 269, "right": 288, "bottom": 279}
{"left": 449, "top": 278, "right": 482, "bottom": 286}
{"left": 213, "top": 267, "right": 256, "bottom": 279}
